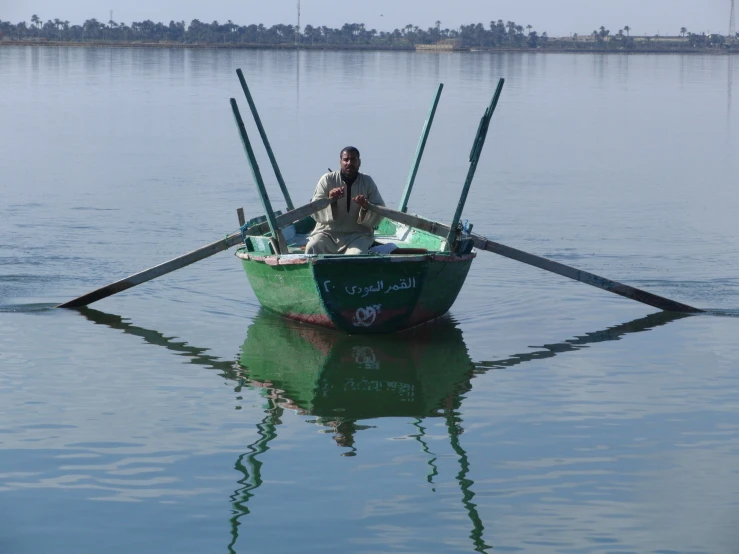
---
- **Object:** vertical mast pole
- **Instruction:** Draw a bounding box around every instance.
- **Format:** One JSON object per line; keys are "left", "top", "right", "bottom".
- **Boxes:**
{"left": 230, "top": 98, "right": 288, "bottom": 254}
{"left": 236, "top": 69, "right": 295, "bottom": 211}
{"left": 398, "top": 83, "right": 444, "bottom": 213}
{"left": 445, "top": 78, "right": 505, "bottom": 250}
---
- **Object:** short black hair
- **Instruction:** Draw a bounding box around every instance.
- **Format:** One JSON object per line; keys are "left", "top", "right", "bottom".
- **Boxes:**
{"left": 340, "top": 146, "right": 360, "bottom": 158}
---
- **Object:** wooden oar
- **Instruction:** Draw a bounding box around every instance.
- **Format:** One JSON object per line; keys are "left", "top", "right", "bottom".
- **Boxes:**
{"left": 364, "top": 203, "right": 702, "bottom": 314}
{"left": 56, "top": 198, "right": 330, "bottom": 309}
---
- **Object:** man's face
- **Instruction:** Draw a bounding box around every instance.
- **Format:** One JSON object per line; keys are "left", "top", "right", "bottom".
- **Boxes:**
{"left": 340, "top": 150, "right": 361, "bottom": 179}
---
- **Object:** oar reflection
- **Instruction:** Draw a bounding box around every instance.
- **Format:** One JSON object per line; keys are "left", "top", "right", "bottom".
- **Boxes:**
{"left": 227, "top": 397, "right": 281, "bottom": 554}
{"left": 474, "top": 310, "right": 689, "bottom": 372}
{"left": 77, "top": 307, "right": 688, "bottom": 554}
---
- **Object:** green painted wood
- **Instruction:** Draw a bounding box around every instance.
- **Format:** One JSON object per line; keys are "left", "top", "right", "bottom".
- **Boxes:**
{"left": 399, "top": 83, "right": 443, "bottom": 213}
{"left": 412, "top": 252, "right": 474, "bottom": 319}
{"left": 313, "top": 256, "right": 430, "bottom": 333}
{"left": 240, "top": 257, "right": 326, "bottom": 323}
{"left": 446, "top": 78, "right": 505, "bottom": 249}
{"left": 364, "top": 203, "right": 702, "bottom": 314}
{"left": 237, "top": 231, "right": 474, "bottom": 333}
{"left": 57, "top": 199, "right": 330, "bottom": 309}
{"left": 366, "top": 204, "right": 453, "bottom": 240}
{"left": 230, "top": 97, "right": 287, "bottom": 254}
{"left": 236, "top": 69, "right": 294, "bottom": 210}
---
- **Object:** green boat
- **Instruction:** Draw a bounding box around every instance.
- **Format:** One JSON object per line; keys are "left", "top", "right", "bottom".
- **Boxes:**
{"left": 228, "top": 78, "right": 504, "bottom": 335}
{"left": 236, "top": 218, "right": 475, "bottom": 334}
{"left": 58, "top": 74, "right": 701, "bottom": 317}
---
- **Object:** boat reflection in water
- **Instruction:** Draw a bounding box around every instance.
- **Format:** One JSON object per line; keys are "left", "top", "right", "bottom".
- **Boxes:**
{"left": 78, "top": 307, "right": 690, "bottom": 553}
{"left": 239, "top": 310, "right": 475, "bottom": 450}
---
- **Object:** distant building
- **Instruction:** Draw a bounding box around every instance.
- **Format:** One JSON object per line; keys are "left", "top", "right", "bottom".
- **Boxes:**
{"left": 632, "top": 36, "right": 689, "bottom": 43}
{"left": 416, "top": 38, "right": 463, "bottom": 51}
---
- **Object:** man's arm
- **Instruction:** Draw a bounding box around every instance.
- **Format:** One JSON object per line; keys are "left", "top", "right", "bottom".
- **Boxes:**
{"left": 311, "top": 174, "right": 341, "bottom": 223}
{"left": 355, "top": 176, "right": 385, "bottom": 227}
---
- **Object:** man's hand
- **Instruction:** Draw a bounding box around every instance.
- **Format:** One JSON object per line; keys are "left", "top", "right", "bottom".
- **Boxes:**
{"left": 352, "top": 194, "right": 369, "bottom": 208}
{"left": 329, "top": 186, "right": 345, "bottom": 200}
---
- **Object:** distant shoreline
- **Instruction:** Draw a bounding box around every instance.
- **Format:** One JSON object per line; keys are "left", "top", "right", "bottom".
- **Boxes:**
{"left": 0, "top": 39, "right": 412, "bottom": 51}
{"left": 2, "top": 39, "right": 738, "bottom": 55}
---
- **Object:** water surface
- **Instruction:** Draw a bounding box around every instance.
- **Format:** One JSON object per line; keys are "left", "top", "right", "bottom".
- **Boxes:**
{"left": 1, "top": 46, "right": 739, "bottom": 553}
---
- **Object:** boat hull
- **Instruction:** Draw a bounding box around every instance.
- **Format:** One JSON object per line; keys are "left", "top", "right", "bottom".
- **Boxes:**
{"left": 238, "top": 251, "right": 475, "bottom": 334}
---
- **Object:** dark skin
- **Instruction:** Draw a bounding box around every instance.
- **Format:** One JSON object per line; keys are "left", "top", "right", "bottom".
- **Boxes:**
{"left": 328, "top": 150, "right": 368, "bottom": 207}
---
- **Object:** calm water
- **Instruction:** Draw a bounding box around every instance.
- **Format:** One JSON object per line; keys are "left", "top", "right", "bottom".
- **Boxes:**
{"left": 1, "top": 46, "right": 739, "bottom": 553}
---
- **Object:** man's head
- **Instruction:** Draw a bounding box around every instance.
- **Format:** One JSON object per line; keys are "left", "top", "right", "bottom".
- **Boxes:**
{"left": 340, "top": 146, "right": 361, "bottom": 180}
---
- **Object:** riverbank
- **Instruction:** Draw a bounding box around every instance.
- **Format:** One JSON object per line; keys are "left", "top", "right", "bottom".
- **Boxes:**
{"left": 0, "top": 39, "right": 413, "bottom": 51}
{"left": 2, "top": 39, "right": 737, "bottom": 55}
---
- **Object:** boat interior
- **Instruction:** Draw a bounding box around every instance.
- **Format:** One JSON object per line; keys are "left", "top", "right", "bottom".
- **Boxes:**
{"left": 238, "top": 214, "right": 461, "bottom": 257}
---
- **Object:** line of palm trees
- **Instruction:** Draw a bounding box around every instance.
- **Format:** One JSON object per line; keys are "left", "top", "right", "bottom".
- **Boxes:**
{"left": 582, "top": 24, "right": 734, "bottom": 47}
{"left": 6, "top": 16, "right": 732, "bottom": 49}
{"left": 585, "top": 25, "right": 727, "bottom": 41}
{"left": 1, "top": 15, "right": 547, "bottom": 48}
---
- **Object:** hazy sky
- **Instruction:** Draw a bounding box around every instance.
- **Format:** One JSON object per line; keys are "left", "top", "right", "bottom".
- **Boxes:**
{"left": 2, "top": 0, "right": 734, "bottom": 37}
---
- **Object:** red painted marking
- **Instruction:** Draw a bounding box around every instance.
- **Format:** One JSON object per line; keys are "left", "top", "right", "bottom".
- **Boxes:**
{"left": 265, "top": 256, "right": 310, "bottom": 266}
{"left": 277, "top": 257, "right": 311, "bottom": 266}
{"left": 283, "top": 312, "right": 336, "bottom": 329}
{"left": 241, "top": 255, "right": 311, "bottom": 266}
{"left": 338, "top": 307, "right": 410, "bottom": 330}
{"left": 429, "top": 253, "right": 476, "bottom": 262}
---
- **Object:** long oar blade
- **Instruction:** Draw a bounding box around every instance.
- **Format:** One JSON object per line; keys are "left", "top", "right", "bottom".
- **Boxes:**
{"left": 472, "top": 235, "right": 702, "bottom": 313}
{"left": 365, "top": 203, "right": 702, "bottom": 314}
{"left": 57, "top": 234, "right": 243, "bottom": 309}
{"left": 57, "top": 198, "right": 330, "bottom": 309}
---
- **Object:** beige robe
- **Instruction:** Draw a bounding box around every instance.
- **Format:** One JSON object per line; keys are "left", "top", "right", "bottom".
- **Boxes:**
{"left": 306, "top": 171, "right": 385, "bottom": 255}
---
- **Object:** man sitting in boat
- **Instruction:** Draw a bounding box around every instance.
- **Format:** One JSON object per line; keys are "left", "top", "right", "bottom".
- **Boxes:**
{"left": 305, "top": 146, "right": 390, "bottom": 255}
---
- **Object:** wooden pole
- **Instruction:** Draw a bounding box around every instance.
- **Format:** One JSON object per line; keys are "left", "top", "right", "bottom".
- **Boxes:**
{"left": 364, "top": 203, "right": 702, "bottom": 314}
{"left": 398, "top": 83, "right": 443, "bottom": 213}
{"left": 236, "top": 69, "right": 295, "bottom": 210}
{"left": 446, "top": 78, "right": 505, "bottom": 249}
{"left": 56, "top": 198, "right": 330, "bottom": 309}
{"left": 230, "top": 98, "right": 288, "bottom": 254}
